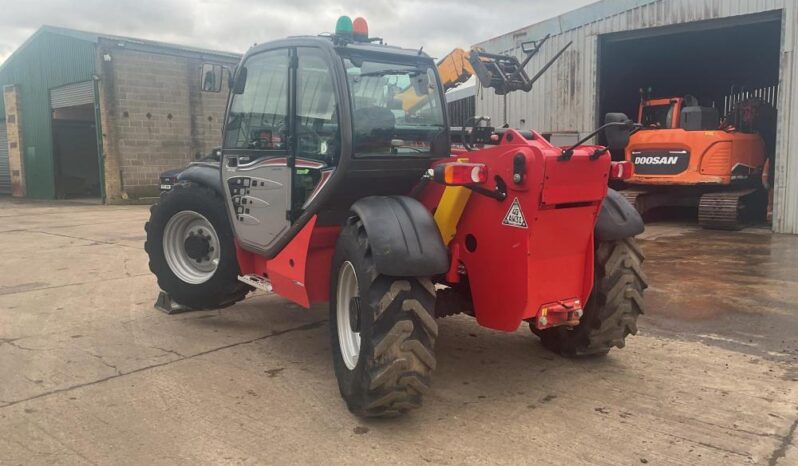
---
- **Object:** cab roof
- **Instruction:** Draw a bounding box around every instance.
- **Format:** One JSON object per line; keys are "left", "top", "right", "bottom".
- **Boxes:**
{"left": 243, "top": 35, "right": 433, "bottom": 63}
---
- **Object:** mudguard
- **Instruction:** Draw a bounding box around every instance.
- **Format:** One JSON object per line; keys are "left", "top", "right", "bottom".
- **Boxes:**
{"left": 595, "top": 188, "right": 645, "bottom": 242}
{"left": 350, "top": 196, "right": 449, "bottom": 277}
{"left": 176, "top": 162, "right": 223, "bottom": 196}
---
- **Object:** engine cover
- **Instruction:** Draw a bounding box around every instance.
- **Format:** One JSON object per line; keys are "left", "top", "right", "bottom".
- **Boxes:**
{"left": 631, "top": 150, "right": 690, "bottom": 175}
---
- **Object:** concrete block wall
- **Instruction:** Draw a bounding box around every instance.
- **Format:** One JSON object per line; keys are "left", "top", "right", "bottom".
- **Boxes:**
{"left": 2, "top": 84, "right": 26, "bottom": 197}
{"left": 97, "top": 41, "right": 238, "bottom": 200}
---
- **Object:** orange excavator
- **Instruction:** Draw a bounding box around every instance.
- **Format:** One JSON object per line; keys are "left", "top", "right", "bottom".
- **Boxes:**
{"left": 621, "top": 92, "right": 775, "bottom": 229}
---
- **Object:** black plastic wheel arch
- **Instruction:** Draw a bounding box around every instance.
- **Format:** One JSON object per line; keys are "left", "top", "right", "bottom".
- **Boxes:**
{"left": 595, "top": 189, "right": 645, "bottom": 242}
{"left": 350, "top": 196, "right": 449, "bottom": 277}
{"left": 176, "top": 163, "right": 223, "bottom": 197}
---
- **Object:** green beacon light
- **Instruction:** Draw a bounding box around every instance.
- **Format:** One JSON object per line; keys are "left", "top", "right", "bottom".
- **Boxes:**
{"left": 335, "top": 16, "right": 353, "bottom": 40}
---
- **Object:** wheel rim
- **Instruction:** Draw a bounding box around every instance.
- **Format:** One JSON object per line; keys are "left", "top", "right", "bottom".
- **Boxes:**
{"left": 162, "top": 210, "right": 221, "bottom": 284}
{"left": 337, "top": 261, "right": 361, "bottom": 370}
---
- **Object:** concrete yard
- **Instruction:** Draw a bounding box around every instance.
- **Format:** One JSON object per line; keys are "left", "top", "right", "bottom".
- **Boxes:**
{"left": 0, "top": 198, "right": 796, "bottom": 465}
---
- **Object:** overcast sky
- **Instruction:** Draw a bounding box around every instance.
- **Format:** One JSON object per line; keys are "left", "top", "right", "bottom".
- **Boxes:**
{"left": 0, "top": 0, "right": 596, "bottom": 64}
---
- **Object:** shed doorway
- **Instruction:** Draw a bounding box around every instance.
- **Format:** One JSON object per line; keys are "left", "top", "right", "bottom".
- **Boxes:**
{"left": 597, "top": 11, "right": 782, "bottom": 226}
{"left": 50, "top": 81, "right": 101, "bottom": 199}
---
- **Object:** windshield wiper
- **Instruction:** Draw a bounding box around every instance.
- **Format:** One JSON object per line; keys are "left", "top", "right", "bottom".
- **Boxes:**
{"left": 392, "top": 145, "right": 426, "bottom": 153}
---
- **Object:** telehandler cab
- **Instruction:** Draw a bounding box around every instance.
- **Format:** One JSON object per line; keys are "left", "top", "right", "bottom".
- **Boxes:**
{"left": 145, "top": 17, "right": 647, "bottom": 417}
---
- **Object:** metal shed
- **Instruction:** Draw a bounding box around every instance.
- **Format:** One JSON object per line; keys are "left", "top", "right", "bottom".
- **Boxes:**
{"left": 474, "top": 0, "right": 798, "bottom": 234}
{"left": 0, "top": 26, "right": 239, "bottom": 201}
{"left": 0, "top": 29, "right": 97, "bottom": 199}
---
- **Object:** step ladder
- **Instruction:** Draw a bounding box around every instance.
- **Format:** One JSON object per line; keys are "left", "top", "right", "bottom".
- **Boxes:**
{"left": 238, "top": 274, "right": 273, "bottom": 293}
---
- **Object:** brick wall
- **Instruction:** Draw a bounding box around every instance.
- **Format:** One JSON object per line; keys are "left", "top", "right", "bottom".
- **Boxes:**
{"left": 97, "top": 41, "right": 239, "bottom": 200}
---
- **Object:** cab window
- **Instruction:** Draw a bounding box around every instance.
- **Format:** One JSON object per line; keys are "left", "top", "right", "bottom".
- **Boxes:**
{"left": 642, "top": 104, "right": 675, "bottom": 129}
{"left": 343, "top": 56, "right": 447, "bottom": 157}
{"left": 296, "top": 48, "right": 340, "bottom": 165}
{"left": 224, "top": 49, "right": 290, "bottom": 151}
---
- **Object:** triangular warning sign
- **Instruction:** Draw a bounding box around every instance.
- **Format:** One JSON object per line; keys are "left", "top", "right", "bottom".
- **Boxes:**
{"left": 502, "top": 197, "right": 528, "bottom": 228}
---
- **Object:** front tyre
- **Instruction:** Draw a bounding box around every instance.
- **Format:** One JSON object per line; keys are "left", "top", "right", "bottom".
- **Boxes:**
{"left": 145, "top": 182, "right": 250, "bottom": 309}
{"left": 330, "top": 217, "right": 438, "bottom": 417}
{"left": 533, "top": 237, "right": 647, "bottom": 357}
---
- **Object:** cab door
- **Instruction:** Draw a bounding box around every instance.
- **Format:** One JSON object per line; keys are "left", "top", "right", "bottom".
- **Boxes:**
{"left": 222, "top": 48, "right": 295, "bottom": 254}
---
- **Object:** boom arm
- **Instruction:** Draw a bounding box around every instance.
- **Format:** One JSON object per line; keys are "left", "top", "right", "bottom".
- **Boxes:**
{"left": 399, "top": 36, "right": 570, "bottom": 112}
{"left": 437, "top": 48, "right": 476, "bottom": 91}
{"left": 398, "top": 48, "right": 476, "bottom": 112}
{"left": 469, "top": 35, "right": 572, "bottom": 95}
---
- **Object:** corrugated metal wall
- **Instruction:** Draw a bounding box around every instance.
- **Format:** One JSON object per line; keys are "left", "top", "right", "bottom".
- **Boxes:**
{"left": 0, "top": 31, "right": 96, "bottom": 199}
{"left": 475, "top": 0, "right": 798, "bottom": 234}
{"left": 777, "top": 2, "right": 798, "bottom": 233}
{"left": 448, "top": 96, "right": 476, "bottom": 127}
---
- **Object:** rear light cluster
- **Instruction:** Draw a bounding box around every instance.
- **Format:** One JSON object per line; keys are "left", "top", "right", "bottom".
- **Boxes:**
{"left": 534, "top": 298, "right": 583, "bottom": 330}
{"left": 609, "top": 161, "right": 633, "bottom": 180}
{"left": 433, "top": 162, "right": 488, "bottom": 186}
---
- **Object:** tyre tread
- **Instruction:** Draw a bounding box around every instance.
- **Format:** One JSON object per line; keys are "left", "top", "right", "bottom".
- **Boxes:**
{"left": 535, "top": 237, "right": 647, "bottom": 357}
{"left": 144, "top": 182, "right": 250, "bottom": 310}
{"left": 332, "top": 216, "right": 437, "bottom": 417}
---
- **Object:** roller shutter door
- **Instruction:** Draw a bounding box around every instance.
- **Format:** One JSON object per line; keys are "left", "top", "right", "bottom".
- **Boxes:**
{"left": 50, "top": 81, "right": 95, "bottom": 109}
{"left": 0, "top": 122, "right": 10, "bottom": 194}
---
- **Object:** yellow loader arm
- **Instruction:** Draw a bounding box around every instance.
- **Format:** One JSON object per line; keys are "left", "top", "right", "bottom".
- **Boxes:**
{"left": 399, "top": 48, "right": 475, "bottom": 112}
{"left": 398, "top": 37, "right": 569, "bottom": 110}
{"left": 436, "top": 48, "right": 476, "bottom": 91}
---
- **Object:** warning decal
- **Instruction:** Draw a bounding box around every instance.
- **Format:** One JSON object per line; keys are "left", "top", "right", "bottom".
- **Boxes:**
{"left": 502, "top": 197, "right": 528, "bottom": 228}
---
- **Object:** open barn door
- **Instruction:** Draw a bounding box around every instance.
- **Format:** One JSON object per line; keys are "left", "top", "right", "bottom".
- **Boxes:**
{"left": 50, "top": 81, "right": 101, "bottom": 199}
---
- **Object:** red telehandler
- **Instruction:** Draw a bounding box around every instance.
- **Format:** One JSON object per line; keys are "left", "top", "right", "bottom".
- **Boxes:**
{"left": 145, "top": 17, "right": 647, "bottom": 417}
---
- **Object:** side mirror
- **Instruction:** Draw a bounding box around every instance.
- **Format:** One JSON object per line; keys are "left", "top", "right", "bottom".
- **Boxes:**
{"left": 232, "top": 67, "right": 247, "bottom": 95}
{"left": 200, "top": 63, "right": 223, "bottom": 93}
{"left": 227, "top": 66, "right": 237, "bottom": 90}
{"left": 604, "top": 113, "right": 633, "bottom": 150}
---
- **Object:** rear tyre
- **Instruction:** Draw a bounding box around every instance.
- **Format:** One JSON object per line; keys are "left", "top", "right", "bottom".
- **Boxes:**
{"left": 330, "top": 217, "right": 438, "bottom": 417}
{"left": 533, "top": 237, "right": 647, "bottom": 357}
{"left": 145, "top": 182, "right": 250, "bottom": 309}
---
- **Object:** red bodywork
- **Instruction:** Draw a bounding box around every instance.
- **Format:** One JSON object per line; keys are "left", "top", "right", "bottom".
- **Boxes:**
{"left": 236, "top": 129, "right": 611, "bottom": 332}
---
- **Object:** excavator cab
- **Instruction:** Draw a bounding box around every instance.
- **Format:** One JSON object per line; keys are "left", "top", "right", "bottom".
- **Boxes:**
{"left": 639, "top": 97, "right": 683, "bottom": 128}
{"left": 637, "top": 95, "right": 716, "bottom": 130}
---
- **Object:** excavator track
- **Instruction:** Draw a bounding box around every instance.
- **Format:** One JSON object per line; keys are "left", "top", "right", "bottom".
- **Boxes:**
{"left": 698, "top": 189, "right": 757, "bottom": 230}
{"left": 619, "top": 189, "right": 647, "bottom": 214}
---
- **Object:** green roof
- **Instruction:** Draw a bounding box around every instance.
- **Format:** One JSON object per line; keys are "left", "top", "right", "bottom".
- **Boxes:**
{"left": 0, "top": 25, "right": 240, "bottom": 74}
{"left": 0, "top": 26, "right": 240, "bottom": 199}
